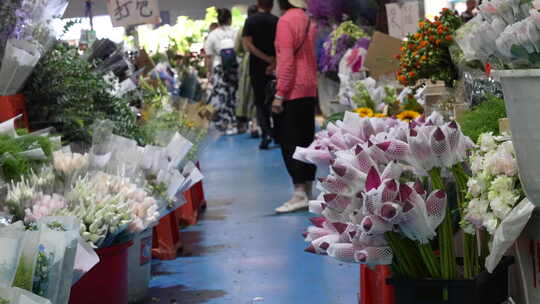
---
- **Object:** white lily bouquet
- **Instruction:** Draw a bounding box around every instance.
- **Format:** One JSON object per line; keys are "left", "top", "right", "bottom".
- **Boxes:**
{"left": 0, "top": 0, "right": 69, "bottom": 95}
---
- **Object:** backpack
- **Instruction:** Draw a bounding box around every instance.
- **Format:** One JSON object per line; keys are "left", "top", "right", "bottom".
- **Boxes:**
{"left": 219, "top": 32, "right": 238, "bottom": 73}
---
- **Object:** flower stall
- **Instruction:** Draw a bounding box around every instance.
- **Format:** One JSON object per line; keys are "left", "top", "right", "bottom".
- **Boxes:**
{"left": 0, "top": 0, "right": 217, "bottom": 303}
{"left": 298, "top": 0, "right": 540, "bottom": 303}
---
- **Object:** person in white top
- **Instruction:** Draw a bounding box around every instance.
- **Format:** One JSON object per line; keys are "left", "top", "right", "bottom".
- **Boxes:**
{"left": 204, "top": 8, "right": 240, "bottom": 134}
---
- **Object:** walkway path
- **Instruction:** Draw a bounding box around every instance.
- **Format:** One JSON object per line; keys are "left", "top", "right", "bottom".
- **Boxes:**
{"left": 148, "top": 135, "right": 358, "bottom": 304}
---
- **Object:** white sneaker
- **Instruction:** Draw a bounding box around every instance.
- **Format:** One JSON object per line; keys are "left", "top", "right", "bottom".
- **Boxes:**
{"left": 226, "top": 127, "right": 238, "bottom": 135}
{"left": 275, "top": 192, "right": 309, "bottom": 213}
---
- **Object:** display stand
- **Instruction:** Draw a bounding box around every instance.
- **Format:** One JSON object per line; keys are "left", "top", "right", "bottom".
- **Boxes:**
{"left": 152, "top": 212, "right": 182, "bottom": 260}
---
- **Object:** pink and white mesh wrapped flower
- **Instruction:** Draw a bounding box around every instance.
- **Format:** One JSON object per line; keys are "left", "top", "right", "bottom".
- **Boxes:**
{"left": 298, "top": 111, "right": 462, "bottom": 265}
{"left": 407, "top": 121, "right": 474, "bottom": 172}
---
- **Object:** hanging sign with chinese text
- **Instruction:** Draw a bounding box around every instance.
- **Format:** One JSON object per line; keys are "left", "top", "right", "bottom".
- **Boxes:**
{"left": 385, "top": 1, "right": 420, "bottom": 39}
{"left": 107, "top": 0, "right": 160, "bottom": 27}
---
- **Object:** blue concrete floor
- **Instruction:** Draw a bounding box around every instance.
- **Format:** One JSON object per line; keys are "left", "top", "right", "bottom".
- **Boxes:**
{"left": 147, "top": 135, "right": 359, "bottom": 304}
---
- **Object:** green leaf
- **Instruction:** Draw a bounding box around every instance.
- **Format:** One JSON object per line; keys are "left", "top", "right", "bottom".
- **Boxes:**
{"left": 511, "top": 44, "right": 530, "bottom": 60}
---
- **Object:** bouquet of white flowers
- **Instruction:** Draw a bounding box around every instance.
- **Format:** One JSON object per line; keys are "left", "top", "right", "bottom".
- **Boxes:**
{"left": 464, "top": 133, "right": 522, "bottom": 234}
{"left": 463, "top": 133, "right": 535, "bottom": 272}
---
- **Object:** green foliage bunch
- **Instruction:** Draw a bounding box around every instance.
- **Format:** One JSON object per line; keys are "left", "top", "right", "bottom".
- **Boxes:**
{"left": 458, "top": 95, "right": 507, "bottom": 143}
{"left": 24, "top": 43, "right": 144, "bottom": 144}
{"left": 0, "top": 133, "right": 54, "bottom": 181}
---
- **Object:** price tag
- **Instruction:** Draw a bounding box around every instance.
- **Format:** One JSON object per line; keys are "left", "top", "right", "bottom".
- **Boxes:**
{"left": 107, "top": 0, "right": 160, "bottom": 27}
{"left": 386, "top": 1, "right": 421, "bottom": 39}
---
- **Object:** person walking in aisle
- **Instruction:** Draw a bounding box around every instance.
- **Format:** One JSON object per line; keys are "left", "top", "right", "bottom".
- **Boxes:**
{"left": 205, "top": 8, "right": 239, "bottom": 134}
{"left": 242, "top": 0, "right": 279, "bottom": 149}
{"left": 235, "top": 5, "right": 259, "bottom": 135}
{"left": 272, "top": 0, "right": 317, "bottom": 213}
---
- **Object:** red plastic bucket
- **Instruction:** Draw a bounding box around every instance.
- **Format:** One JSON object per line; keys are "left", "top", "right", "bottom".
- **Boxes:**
{"left": 360, "top": 264, "right": 395, "bottom": 304}
{"left": 69, "top": 241, "right": 133, "bottom": 304}
{"left": 0, "top": 94, "right": 29, "bottom": 129}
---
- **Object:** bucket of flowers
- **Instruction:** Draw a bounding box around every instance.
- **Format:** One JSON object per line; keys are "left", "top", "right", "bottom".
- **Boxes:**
{"left": 294, "top": 111, "right": 534, "bottom": 303}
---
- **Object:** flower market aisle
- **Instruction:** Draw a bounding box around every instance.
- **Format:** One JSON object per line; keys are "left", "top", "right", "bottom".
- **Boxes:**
{"left": 145, "top": 135, "right": 358, "bottom": 304}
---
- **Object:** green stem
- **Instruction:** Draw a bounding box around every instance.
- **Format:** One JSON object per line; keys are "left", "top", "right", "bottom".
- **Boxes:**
{"left": 480, "top": 229, "right": 490, "bottom": 273}
{"left": 386, "top": 232, "right": 428, "bottom": 279}
{"left": 429, "top": 167, "right": 457, "bottom": 280}
{"left": 418, "top": 242, "right": 441, "bottom": 278}
{"left": 451, "top": 164, "right": 478, "bottom": 279}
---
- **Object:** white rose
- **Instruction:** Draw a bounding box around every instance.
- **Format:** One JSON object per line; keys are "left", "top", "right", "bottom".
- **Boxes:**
{"left": 467, "top": 178, "right": 484, "bottom": 197}
{"left": 483, "top": 214, "right": 499, "bottom": 235}
{"left": 479, "top": 133, "right": 497, "bottom": 152}
{"left": 490, "top": 196, "right": 512, "bottom": 220}
{"left": 470, "top": 154, "right": 484, "bottom": 174}
{"left": 490, "top": 176, "right": 514, "bottom": 194}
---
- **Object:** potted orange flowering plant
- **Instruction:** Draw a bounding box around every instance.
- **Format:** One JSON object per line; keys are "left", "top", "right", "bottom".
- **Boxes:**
{"left": 396, "top": 9, "right": 462, "bottom": 89}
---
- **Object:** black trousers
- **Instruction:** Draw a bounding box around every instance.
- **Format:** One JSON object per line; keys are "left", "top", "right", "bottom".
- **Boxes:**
{"left": 279, "top": 97, "right": 317, "bottom": 184}
{"left": 251, "top": 75, "right": 273, "bottom": 138}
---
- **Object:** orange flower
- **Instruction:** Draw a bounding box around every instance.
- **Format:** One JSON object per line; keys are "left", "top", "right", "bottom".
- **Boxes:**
{"left": 374, "top": 113, "right": 387, "bottom": 118}
{"left": 414, "top": 33, "right": 421, "bottom": 40}
{"left": 442, "top": 8, "right": 449, "bottom": 12}
{"left": 420, "top": 55, "right": 427, "bottom": 62}
{"left": 436, "top": 39, "right": 442, "bottom": 46}
{"left": 408, "top": 71, "right": 416, "bottom": 77}
{"left": 419, "top": 21, "right": 426, "bottom": 28}
{"left": 445, "top": 35, "right": 453, "bottom": 42}
{"left": 434, "top": 21, "right": 442, "bottom": 27}
{"left": 399, "top": 75, "right": 408, "bottom": 84}
{"left": 400, "top": 46, "right": 406, "bottom": 52}
{"left": 420, "top": 41, "right": 429, "bottom": 48}
{"left": 429, "top": 35, "right": 435, "bottom": 42}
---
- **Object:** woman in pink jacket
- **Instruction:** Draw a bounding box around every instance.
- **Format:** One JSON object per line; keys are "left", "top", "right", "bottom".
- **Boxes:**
{"left": 272, "top": 0, "right": 318, "bottom": 213}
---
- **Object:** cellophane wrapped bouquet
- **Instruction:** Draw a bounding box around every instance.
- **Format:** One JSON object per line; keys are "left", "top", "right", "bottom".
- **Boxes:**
{"left": 455, "top": 0, "right": 540, "bottom": 68}
{"left": 140, "top": 98, "right": 220, "bottom": 169}
{"left": 319, "top": 21, "right": 368, "bottom": 73}
{"left": 463, "top": 132, "right": 534, "bottom": 272}
{"left": 0, "top": 0, "right": 69, "bottom": 95}
{"left": 90, "top": 120, "right": 203, "bottom": 214}
{"left": 342, "top": 77, "right": 424, "bottom": 120}
{"left": 337, "top": 38, "right": 370, "bottom": 106}
{"left": 295, "top": 109, "right": 521, "bottom": 281}
{"left": 0, "top": 216, "right": 86, "bottom": 304}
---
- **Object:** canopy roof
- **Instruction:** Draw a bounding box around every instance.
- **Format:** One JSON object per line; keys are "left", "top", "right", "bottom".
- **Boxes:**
{"left": 63, "top": 0, "right": 256, "bottom": 19}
